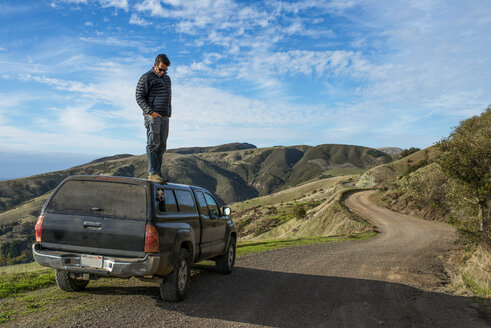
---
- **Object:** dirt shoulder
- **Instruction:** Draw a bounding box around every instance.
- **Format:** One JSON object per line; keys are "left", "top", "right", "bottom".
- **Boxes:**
{"left": 4, "top": 191, "right": 490, "bottom": 327}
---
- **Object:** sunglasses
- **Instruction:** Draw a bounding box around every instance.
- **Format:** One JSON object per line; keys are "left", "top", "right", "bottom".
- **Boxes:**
{"left": 157, "top": 67, "right": 167, "bottom": 72}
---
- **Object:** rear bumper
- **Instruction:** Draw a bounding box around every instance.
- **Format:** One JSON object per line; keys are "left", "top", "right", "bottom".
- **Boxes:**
{"left": 32, "top": 243, "right": 160, "bottom": 278}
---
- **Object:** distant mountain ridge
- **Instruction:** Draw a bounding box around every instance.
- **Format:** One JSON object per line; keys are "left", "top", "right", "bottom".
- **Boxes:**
{"left": 0, "top": 143, "right": 392, "bottom": 213}
{"left": 376, "top": 147, "right": 403, "bottom": 155}
{"left": 167, "top": 142, "right": 257, "bottom": 154}
{"left": 89, "top": 154, "right": 134, "bottom": 164}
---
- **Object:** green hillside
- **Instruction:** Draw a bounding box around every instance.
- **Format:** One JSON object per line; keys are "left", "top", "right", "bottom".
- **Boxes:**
{"left": 0, "top": 143, "right": 391, "bottom": 213}
{"left": 356, "top": 146, "right": 438, "bottom": 187}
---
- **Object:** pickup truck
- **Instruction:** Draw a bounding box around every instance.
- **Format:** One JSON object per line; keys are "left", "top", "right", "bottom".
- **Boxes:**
{"left": 32, "top": 175, "right": 236, "bottom": 301}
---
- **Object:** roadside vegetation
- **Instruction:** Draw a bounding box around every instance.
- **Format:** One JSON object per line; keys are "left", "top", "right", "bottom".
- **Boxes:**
{"left": 0, "top": 263, "right": 55, "bottom": 299}
{"left": 230, "top": 176, "right": 374, "bottom": 241}
{"left": 236, "top": 232, "right": 375, "bottom": 256}
{"left": 369, "top": 107, "right": 490, "bottom": 298}
{"left": 399, "top": 147, "right": 421, "bottom": 159}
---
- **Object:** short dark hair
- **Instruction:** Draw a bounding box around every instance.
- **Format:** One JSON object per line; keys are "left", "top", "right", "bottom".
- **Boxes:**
{"left": 155, "top": 54, "right": 170, "bottom": 66}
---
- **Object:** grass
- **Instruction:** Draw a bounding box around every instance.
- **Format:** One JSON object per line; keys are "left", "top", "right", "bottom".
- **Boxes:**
{"left": 448, "top": 245, "right": 491, "bottom": 299}
{"left": 320, "top": 167, "right": 366, "bottom": 178}
{"left": 0, "top": 268, "right": 55, "bottom": 299}
{"left": 230, "top": 176, "right": 347, "bottom": 212}
{"left": 236, "top": 232, "right": 376, "bottom": 257}
{"left": 194, "top": 232, "right": 376, "bottom": 267}
{"left": 462, "top": 274, "right": 491, "bottom": 298}
{"left": 0, "top": 261, "right": 46, "bottom": 274}
{"left": 231, "top": 176, "right": 365, "bottom": 240}
{"left": 0, "top": 282, "right": 93, "bottom": 324}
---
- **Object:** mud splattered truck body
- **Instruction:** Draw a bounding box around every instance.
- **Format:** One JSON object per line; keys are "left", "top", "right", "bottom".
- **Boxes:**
{"left": 33, "top": 175, "right": 236, "bottom": 301}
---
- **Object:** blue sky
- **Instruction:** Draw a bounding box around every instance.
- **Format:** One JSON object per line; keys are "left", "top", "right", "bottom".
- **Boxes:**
{"left": 0, "top": 0, "right": 490, "bottom": 178}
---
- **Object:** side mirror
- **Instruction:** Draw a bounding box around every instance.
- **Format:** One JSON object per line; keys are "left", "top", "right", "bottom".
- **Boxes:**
{"left": 222, "top": 207, "right": 231, "bottom": 216}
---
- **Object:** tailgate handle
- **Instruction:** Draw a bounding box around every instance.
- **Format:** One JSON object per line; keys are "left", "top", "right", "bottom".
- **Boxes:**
{"left": 91, "top": 207, "right": 102, "bottom": 211}
{"left": 84, "top": 221, "right": 102, "bottom": 228}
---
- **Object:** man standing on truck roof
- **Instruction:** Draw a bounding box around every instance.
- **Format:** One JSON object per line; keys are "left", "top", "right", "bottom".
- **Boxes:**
{"left": 136, "top": 54, "right": 172, "bottom": 184}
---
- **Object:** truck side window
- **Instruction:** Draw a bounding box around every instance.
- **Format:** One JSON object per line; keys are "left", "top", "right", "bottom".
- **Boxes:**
{"left": 204, "top": 193, "right": 220, "bottom": 217}
{"left": 195, "top": 191, "right": 209, "bottom": 216}
{"left": 157, "top": 189, "right": 178, "bottom": 213}
{"left": 175, "top": 190, "right": 197, "bottom": 213}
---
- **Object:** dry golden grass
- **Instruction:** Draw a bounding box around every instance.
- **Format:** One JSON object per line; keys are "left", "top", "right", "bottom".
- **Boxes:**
{"left": 0, "top": 262, "right": 45, "bottom": 275}
{"left": 357, "top": 146, "right": 439, "bottom": 187}
{"left": 447, "top": 246, "right": 491, "bottom": 298}
{"left": 230, "top": 175, "right": 373, "bottom": 241}
{"left": 230, "top": 176, "right": 350, "bottom": 212}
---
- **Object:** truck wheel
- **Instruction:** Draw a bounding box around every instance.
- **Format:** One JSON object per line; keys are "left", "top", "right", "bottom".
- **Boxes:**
{"left": 215, "top": 237, "right": 236, "bottom": 274}
{"left": 160, "top": 248, "right": 191, "bottom": 302}
{"left": 55, "top": 270, "right": 89, "bottom": 292}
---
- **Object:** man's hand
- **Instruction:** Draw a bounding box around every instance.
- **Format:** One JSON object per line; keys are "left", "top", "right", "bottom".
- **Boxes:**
{"left": 150, "top": 112, "right": 162, "bottom": 118}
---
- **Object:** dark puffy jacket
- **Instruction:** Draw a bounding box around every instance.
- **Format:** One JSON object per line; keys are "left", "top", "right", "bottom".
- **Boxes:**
{"left": 136, "top": 68, "right": 172, "bottom": 117}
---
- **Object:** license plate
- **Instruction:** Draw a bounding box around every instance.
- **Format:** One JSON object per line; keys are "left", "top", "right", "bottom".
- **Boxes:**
{"left": 81, "top": 254, "right": 103, "bottom": 268}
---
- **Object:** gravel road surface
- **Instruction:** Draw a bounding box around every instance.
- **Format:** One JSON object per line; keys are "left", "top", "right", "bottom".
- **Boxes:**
{"left": 9, "top": 191, "right": 490, "bottom": 327}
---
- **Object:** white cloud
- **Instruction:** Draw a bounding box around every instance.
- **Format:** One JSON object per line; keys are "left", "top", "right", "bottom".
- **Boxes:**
{"left": 52, "top": 0, "right": 128, "bottom": 10}
{"left": 172, "top": 84, "right": 302, "bottom": 126}
{"left": 57, "top": 0, "right": 87, "bottom": 3}
{"left": 0, "top": 124, "right": 144, "bottom": 154}
{"left": 135, "top": 0, "right": 272, "bottom": 35}
{"left": 99, "top": 0, "right": 128, "bottom": 10}
{"left": 2, "top": 0, "right": 490, "bottom": 157}
{"left": 0, "top": 92, "right": 28, "bottom": 110}
{"left": 134, "top": 0, "right": 168, "bottom": 17}
{"left": 20, "top": 74, "right": 95, "bottom": 94}
{"left": 79, "top": 36, "right": 149, "bottom": 48}
{"left": 55, "top": 105, "right": 108, "bottom": 133}
{"left": 129, "top": 14, "right": 152, "bottom": 26}
{"left": 344, "top": 0, "right": 491, "bottom": 118}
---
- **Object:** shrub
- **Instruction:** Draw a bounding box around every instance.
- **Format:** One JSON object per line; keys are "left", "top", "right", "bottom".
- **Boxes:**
{"left": 399, "top": 147, "right": 421, "bottom": 158}
{"left": 436, "top": 106, "right": 491, "bottom": 247}
{"left": 293, "top": 205, "right": 307, "bottom": 219}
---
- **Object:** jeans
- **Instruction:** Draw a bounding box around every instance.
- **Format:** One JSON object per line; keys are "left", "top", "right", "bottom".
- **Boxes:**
{"left": 144, "top": 115, "right": 169, "bottom": 175}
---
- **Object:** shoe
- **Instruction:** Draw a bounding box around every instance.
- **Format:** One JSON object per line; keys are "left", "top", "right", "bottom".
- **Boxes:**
{"left": 148, "top": 174, "right": 168, "bottom": 184}
{"left": 158, "top": 175, "right": 169, "bottom": 184}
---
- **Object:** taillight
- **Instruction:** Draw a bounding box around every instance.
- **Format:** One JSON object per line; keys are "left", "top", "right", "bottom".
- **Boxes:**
{"left": 144, "top": 224, "right": 159, "bottom": 253}
{"left": 35, "top": 215, "right": 44, "bottom": 243}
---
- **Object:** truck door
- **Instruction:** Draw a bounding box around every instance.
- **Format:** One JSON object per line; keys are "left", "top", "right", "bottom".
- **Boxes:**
{"left": 194, "top": 191, "right": 213, "bottom": 259}
{"left": 203, "top": 192, "right": 227, "bottom": 256}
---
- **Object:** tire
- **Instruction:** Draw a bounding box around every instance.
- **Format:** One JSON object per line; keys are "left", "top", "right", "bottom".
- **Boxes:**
{"left": 55, "top": 270, "right": 89, "bottom": 292}
{"left": 215, "top": 237, "right": 236, "bottom": 274}
{"left": 160, "top": 248, "right": 191, "bottom": 302}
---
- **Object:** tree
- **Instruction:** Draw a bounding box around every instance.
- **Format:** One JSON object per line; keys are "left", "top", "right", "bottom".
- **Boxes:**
{"left": 436, "top": 107, "right": 491, "bottom": 247}
{"left": 400, "top": 147, "right": 421, "bottom": 159}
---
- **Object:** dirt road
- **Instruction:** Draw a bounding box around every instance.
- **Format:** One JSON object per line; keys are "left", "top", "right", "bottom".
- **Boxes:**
{"left": 9, "top": 191, "right": 490, "bottom": 327}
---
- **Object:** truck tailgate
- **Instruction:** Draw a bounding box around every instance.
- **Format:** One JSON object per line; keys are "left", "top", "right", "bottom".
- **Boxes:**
{"left": 42, "top": 213, "right": 146, "bottom": 256}
{"left": 41, "top": 179, "right": 148, "bottom": 257}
